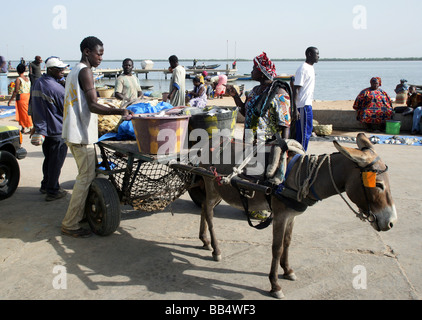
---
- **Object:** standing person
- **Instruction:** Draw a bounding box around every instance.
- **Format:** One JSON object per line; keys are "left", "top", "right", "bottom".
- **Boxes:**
{"left": 29, "top": 56, "right": 43, "bottom": 85}
{"left": 8, "top": 63, "right": 32, "bottom": 134}
{"left": 114, "top": 58, "right": 143, "bottom": 102}
{"left": 167, "top": 55, "right": 186, "bottom": 107}
{"left": 28, "top": 56, "right": 43, "bottom": 117}
{"left": 31, "top": 57, "right": 69, "bottom": 201}
{"left": 293, "top": 46, "right": 319, "bottom": 151}
{"left": 61, "top": 36, "right": 133, "bottom": 238}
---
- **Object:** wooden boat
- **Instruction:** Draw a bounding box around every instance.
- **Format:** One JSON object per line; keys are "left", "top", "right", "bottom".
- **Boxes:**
{"left": 187, "top": 64, "right": 221, "bottom": 70}
{"left": 236, "top": 74, "right": 252, "bottom": 81}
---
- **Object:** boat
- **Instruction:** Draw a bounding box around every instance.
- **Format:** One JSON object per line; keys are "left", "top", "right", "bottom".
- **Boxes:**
{"left": 236, "top": 74, "right": 252, "bottom": 81}
{"left": 186, "top": 64, "right": 221, "bottom": 70}
{"left": 227, "top": 75, "right": 239, "bottom": 82}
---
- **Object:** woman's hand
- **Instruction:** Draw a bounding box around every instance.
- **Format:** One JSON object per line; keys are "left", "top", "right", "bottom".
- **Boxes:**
{"left": 225, "top": 84, "right": 238, "bottom": 97}
{"left": 122, "top": 109, "right": 134, "bottom": 121}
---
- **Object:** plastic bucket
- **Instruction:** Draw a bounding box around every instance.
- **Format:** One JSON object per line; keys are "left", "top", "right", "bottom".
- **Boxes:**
{"left": 385, "top": 120, "right": 401, "bottom": 135}
{"left": 186, "top": 107, "right": 238, "bottom": 141}
{"left": 132, "top": 114, "right": 190, "bottom": 155}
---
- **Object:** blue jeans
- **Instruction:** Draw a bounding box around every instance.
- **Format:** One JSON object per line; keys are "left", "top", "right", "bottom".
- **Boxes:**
{"left": 412, "top": 107, "right": 422, "bottom": 133}
{"left": 295, "top": 105, "right": 313, "bottom": 151}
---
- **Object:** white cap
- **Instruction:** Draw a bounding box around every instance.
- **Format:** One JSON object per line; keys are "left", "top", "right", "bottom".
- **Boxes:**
{"left": 45, "top": 57, "right": 69, "bottom": 69}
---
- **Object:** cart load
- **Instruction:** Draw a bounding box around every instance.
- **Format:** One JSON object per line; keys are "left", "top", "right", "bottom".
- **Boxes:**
{"left": 90, "top": 104, "right": 240, "bottom": 235}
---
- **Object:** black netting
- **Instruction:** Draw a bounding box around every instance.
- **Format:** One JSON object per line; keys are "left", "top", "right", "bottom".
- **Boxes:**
{"left": 99, "top": 145, "right": 193, "bottom": 212}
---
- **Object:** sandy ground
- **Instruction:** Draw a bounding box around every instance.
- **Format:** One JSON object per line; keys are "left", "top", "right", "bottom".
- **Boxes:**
{"left": 205, "top": 95, "right": 356, "bottom": 111}
{"left": 1, "top": 97, "right": 421, "bottom": 303}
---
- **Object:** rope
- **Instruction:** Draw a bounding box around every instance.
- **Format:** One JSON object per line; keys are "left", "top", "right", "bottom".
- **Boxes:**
{"left": 294, "top": 154, "right": 329, "bottom": 202}
{"left": 220, "top": 142, "right": 265, "bottom": 185}
{"left": 327, "top": 156, "right": 369, "bottom": 221}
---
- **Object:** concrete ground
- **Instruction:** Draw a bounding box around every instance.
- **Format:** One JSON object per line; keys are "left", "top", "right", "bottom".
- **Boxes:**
{"left": 0, "top": 113, "right": 421, "bottom": 301}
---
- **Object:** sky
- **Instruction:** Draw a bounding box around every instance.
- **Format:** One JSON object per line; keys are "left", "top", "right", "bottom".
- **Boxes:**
{"left": 1, "top": 0, "right": 421, "bottom": 61}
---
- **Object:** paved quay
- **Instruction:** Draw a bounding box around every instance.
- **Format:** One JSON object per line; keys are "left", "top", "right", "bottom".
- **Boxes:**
{"left": 0, "top": 112, "right": 421, "bottom": 301}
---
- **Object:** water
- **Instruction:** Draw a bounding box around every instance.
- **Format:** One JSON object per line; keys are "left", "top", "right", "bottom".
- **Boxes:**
{"left": 9, "top": 59, "right": 421, "bottom": 101}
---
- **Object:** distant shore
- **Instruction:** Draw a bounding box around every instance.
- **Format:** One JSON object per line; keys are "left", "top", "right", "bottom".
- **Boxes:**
{"left": 5, "top": 58, "right": 422, "bottom": 63}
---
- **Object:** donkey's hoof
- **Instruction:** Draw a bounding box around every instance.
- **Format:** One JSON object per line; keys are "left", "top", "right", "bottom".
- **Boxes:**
{"left": 202, "top": 244, "right": 212, "bottom": 251}
{"left": 270, "top": 290, "right": 285, "bottom": 299}
{"left": 283, "top": 272, "right": 297, "bottom": 281}
{"left": 212, "top": 253, "right": 222, "bottom": 262}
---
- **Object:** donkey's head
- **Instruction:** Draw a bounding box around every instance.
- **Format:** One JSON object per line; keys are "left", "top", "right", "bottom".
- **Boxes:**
{"left": 334, "top": 133, "right": 397, "bottom": 232}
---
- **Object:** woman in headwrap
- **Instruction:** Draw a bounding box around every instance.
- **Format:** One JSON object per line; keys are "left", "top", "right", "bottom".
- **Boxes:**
{"left": 353, "top": 77, "right": 394, "bottom": 131}
{"left": 8, "top": 63, "right": 33, "bottom": 133}
{"left": 226, "top": 52, "right": 291, "bottom": 143}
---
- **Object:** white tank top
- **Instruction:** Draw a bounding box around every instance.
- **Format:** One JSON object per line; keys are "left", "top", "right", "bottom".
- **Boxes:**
{"left": 62, "top": 63, "right": 98, "bottom": 144}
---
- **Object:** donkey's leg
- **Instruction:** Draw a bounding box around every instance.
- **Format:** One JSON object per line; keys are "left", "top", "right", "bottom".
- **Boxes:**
{"left": 199, "top": 179, "right": 222, "bottom": 261}
{"left": 199, "top": 204, "right": 212, "bottom": 251}
{"left": 280, "top": 217, "right": 297, "bottom": 281}
{"left": 203, "top": 198, "right": 222, "bottom": 261}
{"left": 269, "top": 210, "right": 288, "bottom": 299}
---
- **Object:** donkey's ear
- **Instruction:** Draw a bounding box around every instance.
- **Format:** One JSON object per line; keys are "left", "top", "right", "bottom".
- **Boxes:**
{"left": 333, "top": 140, "right": 376, "bottom": 167}
{"left": 356, "top": 133, "right": 374, "bottom": 151}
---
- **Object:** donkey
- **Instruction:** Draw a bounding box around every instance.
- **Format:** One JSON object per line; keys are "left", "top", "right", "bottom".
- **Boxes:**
{"left": 197, "top": 133, "right": 397, "bottom": 299}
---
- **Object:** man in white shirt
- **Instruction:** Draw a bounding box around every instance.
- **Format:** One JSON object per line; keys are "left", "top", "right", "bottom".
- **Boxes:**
{"left": 293, "top": 47, "right": 319, "bottom": 151}
{"left": 61, "top": 36, "right": 132, "bottom": 238}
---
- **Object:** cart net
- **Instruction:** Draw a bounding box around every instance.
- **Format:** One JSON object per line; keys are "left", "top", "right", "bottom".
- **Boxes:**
{"left": 99, "top": 145, "right": 193, "bottom": 212}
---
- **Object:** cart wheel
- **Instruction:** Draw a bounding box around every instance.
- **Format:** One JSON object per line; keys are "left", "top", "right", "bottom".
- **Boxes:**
{"left": 85, "top": 178, "right": 121, "bottom": 236}
{"left": 0, "top": 151, "right": 20, "bottom": 201}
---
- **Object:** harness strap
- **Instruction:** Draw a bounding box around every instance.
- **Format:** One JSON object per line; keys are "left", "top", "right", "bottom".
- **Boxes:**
{"left": 231, "top": 178, "right": 273, "bottom": 230}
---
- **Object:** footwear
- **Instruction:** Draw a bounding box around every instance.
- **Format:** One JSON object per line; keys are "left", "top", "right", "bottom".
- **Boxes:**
{"left": 41, "top": 186, "right": 65, "bottom": 195}
{"left": 61, "top": 227, "right": 93, "bottom": 238}
{"left": 45, "top": 189, "right": 68, "bottom": 201}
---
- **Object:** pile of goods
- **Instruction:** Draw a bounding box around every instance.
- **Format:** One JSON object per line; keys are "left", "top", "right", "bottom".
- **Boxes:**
{"left": 97, "top": 99, "right": 123, "bottom": 136}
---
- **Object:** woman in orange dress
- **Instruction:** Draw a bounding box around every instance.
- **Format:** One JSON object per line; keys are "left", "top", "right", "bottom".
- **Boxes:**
{"left": 8, "top": 63, "right": 32, "bottom": 133}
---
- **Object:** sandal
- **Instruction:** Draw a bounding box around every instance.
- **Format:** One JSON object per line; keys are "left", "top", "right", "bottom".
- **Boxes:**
{"left": 61, "top": 227, "right": 93, "bottom": 238}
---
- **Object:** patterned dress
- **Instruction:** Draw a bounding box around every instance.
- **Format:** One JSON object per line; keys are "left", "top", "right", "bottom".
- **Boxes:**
{"left": 244, "top": 85, "right": 291, "bottom": 142}
{"left": 16, "top": 77, "right": 33, "bottom": 129}
{"left": 353, "top": 88, "right": 393, "bottom": 124}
